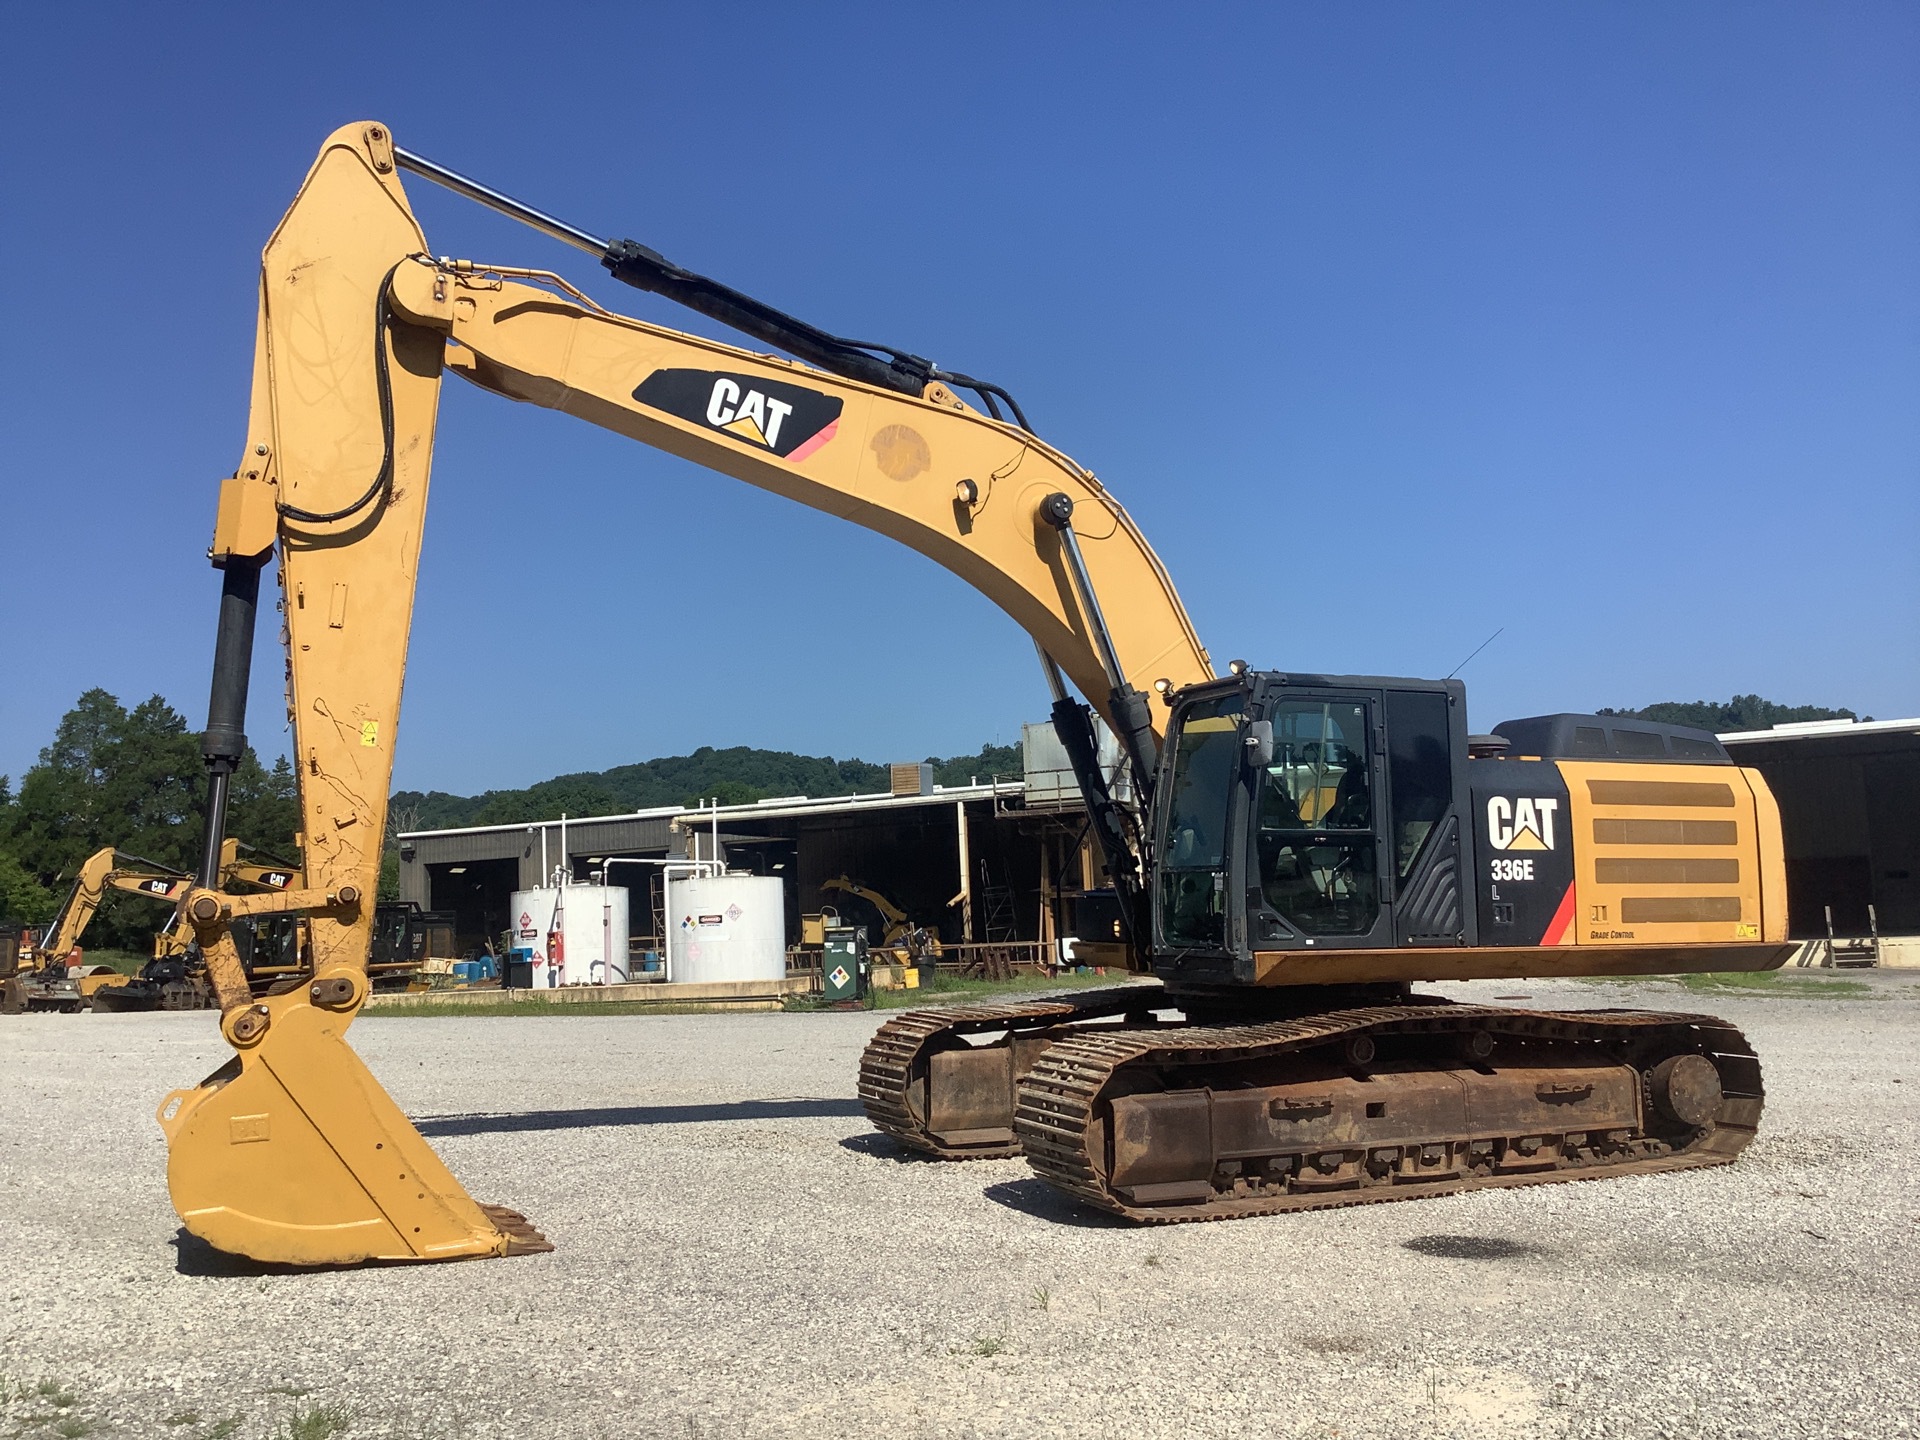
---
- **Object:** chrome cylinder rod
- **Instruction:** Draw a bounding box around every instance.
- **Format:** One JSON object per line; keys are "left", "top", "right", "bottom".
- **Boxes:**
{"left": 1052, "top": 516, "right": 1129, "bottom": 697}
{"left": 1034, "top": 640, "right": 1072, "bottom": 705}
{"left": 393, "top": 146, "right": 608, "bottom": 257}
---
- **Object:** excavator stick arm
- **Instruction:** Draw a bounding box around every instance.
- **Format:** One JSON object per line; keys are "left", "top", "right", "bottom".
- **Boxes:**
{"left": 167, "top": 124, "right": 525, "bottom": 1264}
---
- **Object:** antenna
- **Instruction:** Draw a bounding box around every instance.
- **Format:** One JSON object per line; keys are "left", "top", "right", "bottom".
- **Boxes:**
{"left": 1445, "top": 627, "right": 1505, "bottom": 680}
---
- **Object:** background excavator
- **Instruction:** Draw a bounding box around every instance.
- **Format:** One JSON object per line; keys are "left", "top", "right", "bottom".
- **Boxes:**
{"left": 99, "top": 898, "right": 439, "bottom": 1012}
{"left": 2, "top": 842, "right": 297, "bottom": 1014}
{"left": 159, "top": 123, "right": 1789, "bottom": 1265}
{"left": 93, "top": 841, "right": 301, "bottom": 1013}
{"left": 2, "top": 848, "right": 182, "bottom": 1013}
{"left": 820, "top": 876, "right": 943, "bottom": 960}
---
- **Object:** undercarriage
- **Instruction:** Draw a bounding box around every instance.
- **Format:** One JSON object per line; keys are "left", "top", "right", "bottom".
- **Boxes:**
{"left": 90, "top": 976, "right": 218, "bottom": 1012}
{"left": 0, "top": 973, "right": 86, "bottom": 1014}
{"left": 859, "top": 985, "right": 1761, "bottom": 1222}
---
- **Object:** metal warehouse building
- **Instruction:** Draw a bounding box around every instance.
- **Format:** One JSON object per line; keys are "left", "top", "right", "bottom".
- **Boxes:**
{"left": 396, "top": 729, "right": 1122, "bottom": 964}
{"left": 1721, "top": 715, "right": 1920, "bottom": 966}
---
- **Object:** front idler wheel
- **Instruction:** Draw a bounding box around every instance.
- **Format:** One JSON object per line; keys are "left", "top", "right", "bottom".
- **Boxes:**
{"left": 1649, "top": 1053, "right": 1722, "bottom": 1130}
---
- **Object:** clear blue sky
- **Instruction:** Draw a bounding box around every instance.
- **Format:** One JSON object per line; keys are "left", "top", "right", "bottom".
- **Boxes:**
{"left": 3, "top": 3, "right": 1914, "bottom": 794}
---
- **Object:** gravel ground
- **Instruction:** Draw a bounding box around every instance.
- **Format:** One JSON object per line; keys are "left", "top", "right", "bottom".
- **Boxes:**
{"left": 4, "top": 973, "right": 1919, "bottom": 1440}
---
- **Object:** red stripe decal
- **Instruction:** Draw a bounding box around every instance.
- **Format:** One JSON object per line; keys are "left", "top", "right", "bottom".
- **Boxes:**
{"left": 784, "top": 418, "right": 838, "bottom": 464}
{"left": 1542, "top": 884, "right": 1576, "bottom": 946}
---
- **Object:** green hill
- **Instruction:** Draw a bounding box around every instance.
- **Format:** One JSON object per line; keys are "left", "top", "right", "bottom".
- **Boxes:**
{"left": 390, "top": 741, "right": 1024, "bottom": 831}
{"left": 1599, "top": 695, "right": 1866, "bottom": 733}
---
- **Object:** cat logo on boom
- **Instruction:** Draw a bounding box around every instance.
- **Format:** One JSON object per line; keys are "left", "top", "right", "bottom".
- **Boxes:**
{"left": 632, "top": 368, "right": 843, "bottom": 462}
{"left": 1487, "top": 795, "right": 1558, "bottom": 851}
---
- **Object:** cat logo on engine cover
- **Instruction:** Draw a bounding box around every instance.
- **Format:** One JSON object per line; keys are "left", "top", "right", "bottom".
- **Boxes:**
{"left": 633, "top": 368, "right": 842, "bottom": 461}
{"left": 1487, "top": 795, "right": 1558, "bottom": 851}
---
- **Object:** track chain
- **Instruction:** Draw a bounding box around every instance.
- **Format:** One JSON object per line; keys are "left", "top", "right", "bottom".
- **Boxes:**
{"left": 1014, "top": 1002, "right": 1764, "bottom": 1223}
{"left": 857, "top": 986, "right": 1158, "bottom": 1158}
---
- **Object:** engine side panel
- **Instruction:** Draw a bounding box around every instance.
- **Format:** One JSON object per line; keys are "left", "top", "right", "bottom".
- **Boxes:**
{"left": 1558, "top": 760, "right": 1774, "bottom": 946}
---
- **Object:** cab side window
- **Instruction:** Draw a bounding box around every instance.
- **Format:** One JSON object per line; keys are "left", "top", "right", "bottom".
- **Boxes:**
{"left": 1256, "top": 700, "right": 1377, "bottom": 936}
{"left": 1385, "top": 690, "right": 1453, "bottom": 882}
{"left": 1157, "top": 694, "right": 1244, "bottom": 948}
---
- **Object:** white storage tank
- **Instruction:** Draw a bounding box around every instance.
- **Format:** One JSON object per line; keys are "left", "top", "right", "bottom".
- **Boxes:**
{"left": 668, "top": 874, "right": 785, "bottom": 983}
{"left": 509, "top": 884, "right": 631, "bottom": 986}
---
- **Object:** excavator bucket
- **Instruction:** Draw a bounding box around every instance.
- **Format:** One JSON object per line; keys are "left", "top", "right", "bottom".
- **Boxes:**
{"left": 158, "top": 981, "right": 549, "bottom": 1265}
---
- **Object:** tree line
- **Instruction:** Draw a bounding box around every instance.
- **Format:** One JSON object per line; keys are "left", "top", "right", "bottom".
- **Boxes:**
{"left": 390, "top": 743, "right": 1026, "bottom": 832}
{"left": 1600, "top": 696, "right": 1866, "bottom": 731}
{"left": 0, "top": 690, "right": 298, "bottom": 946}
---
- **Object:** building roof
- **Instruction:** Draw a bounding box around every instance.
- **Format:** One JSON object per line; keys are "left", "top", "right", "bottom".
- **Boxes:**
{"left": 1718, "top": 716, "right": 1920, "bottom": 762}
{"left": 1718, "top": 716, "right": 1920, "bottom": 743}
{"left": 397, "top": 778, "right": 1026, "bottom": 842}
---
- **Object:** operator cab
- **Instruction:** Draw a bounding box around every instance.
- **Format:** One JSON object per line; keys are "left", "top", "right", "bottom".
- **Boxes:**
{"left": 1147, "top": 672, "right": 1729, "bottom": 984}
{"left": 1153, "top": 673, "right": 1468, "bottom": 980}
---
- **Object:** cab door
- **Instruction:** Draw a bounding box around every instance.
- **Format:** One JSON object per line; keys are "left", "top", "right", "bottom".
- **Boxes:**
{"left": 1383, "top": 685, "right": 1473, "bottom": 946}
{"left": 1245, "top": 693, "right": 1394, "bottom": 951}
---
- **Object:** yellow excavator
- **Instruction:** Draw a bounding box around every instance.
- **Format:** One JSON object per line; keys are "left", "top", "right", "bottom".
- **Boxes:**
{"left": 158, "top": 123, "right": 1789, "bottom": 1264}
{"left": 95, "top": 843, "right": 303, "bottom": 1013}
{"left": 2, "top": 842, "right": 298, "bottom": 1014}
{"left": 3, "top": 849, "right": 181, "bottom": 1013}
{"left": 820, "top": 876, "right": 943, "bottom": 960}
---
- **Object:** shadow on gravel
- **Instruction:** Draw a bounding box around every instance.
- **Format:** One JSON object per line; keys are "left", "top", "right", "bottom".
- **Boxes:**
{"left": 415, "top": 1097, "right": 864, "bottom": 1136}
{"left": 172, "top": 1229, "right": 315, "bottom": 1277}
{"left": 838, "top": 1132, "right": 927, "bottom": 1162}
{"left": 1402, "top": 1234, "right": 1549, "bottom": 1260}
{"left": 173, "top": 1229, "right": 442, "bottom": 1277}
{"left": 982, "top": 1178, "right": 1132, "bottom": 1228}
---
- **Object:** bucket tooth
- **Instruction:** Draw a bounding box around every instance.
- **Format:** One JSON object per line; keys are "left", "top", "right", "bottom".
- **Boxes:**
{"left": 157, "top": 989, "right": 546, "bottom": 1266}
{"left": 480, "top": 1204, "right": 556, "bottom": 1255}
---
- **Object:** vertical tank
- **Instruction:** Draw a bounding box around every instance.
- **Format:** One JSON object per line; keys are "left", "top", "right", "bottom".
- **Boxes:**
{"left": 667, "top": 874, "right": 785, "bottom": 983}
{"left": 508, "top": 885, "right": 630, "bottom": 986}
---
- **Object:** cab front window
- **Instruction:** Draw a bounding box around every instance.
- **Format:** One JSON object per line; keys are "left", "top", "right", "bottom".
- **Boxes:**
{"left": 1156, "top": 693, "right": 1243, "bottom": 948}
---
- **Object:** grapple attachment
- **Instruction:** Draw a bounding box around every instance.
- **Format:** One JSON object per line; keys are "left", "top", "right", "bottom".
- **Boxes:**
{"left": 158, "top": 974, "right": 550, "bottom": 1265}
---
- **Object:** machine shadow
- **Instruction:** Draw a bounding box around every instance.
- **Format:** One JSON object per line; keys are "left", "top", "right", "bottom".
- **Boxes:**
{"left": 413, "top": 1097, "right": 865, "bottom": 1137}
{"left": 1401, "top": 1234, "right": 1549, "bottom": 1261}
{"left": 982, "top": 1178, "right": 1132, "bottom": 1229}
{"left": 837, "top": 1131, "right": 937, "bottom": 1162}
{"left": 172, "top": 1229, "right": 337, "bottom": 1277}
